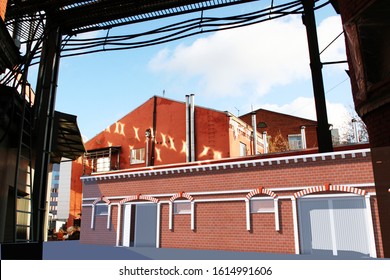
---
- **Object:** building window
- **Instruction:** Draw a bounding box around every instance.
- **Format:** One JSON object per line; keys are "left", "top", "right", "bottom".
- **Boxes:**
{"left": 174, "top": 201, "right": 191, "bottom": 214}
{"left": 96, "top": 157, "right": 110, "bottom": 172}
{"left": 130, "top": 148, "right": 145, "bottom": 164}
{"left": 239, "top": 142, "right": 247, "bottom": 156}
{"left": 95, "top": 204, "right": 109, "bottom": 216}
{"left": 288, "top": 134, "right": 302, "bottom": 150}
{"left": 250, "top": 199, "right": 275, "bottom": 213}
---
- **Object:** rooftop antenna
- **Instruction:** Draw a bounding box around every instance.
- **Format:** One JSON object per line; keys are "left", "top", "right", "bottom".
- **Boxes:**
{"left": 234, "top": 107, "right": 240, "bottom": 116}
{"left": 163, "top": 89, "right": 165, "bottom": 97}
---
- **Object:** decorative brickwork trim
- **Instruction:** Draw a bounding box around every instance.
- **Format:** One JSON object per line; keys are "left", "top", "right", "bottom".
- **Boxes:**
{"left": 293, "top": 184, "right": 367, "bottom": 198}
{"left": 169, "top": 192, "right": 194, "bottom": 202}
{"left": 119, "top": 194, "right": 159, "bottom": 204}
{"left": 246, "top": 187, "right": 277, "bottom": 199}
{"left": 93, "top": 196, "right": 111, "bottom": 205}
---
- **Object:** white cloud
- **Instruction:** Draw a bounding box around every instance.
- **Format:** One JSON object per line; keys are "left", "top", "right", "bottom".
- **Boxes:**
{"left": 317, "top": 16, "right": 347, "bottom": 70}
{"left": 149, "top": 15, "right": 345, "bottom": 99}
{"left": 149, "top": 15, "right": 310, "bottom": 98}
{"left": 261, "top": 96, "right": 350, "bottom": 137}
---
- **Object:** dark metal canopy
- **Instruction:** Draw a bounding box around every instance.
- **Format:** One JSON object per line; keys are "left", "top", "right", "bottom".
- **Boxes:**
{"left": 51, "top": 111, "right": 86, "bottom": 164}
{"left": 6, "top": 0, "right": 259, "bottom": 36}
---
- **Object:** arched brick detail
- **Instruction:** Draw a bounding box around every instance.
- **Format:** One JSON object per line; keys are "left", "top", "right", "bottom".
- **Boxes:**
{"left": 293, "top": 184, "right": 367, "bottom": 198}
{"left": 119, "top": 194, "right": 159, "bottom": 204}
{"left": 246, "top": 187, "right": 277, "bottom": 199}
{"left": 93, "top": 196, "right": 111, "bottom": 205}
{"left": 170, "top": 192, "right": 194, "bottom": 202}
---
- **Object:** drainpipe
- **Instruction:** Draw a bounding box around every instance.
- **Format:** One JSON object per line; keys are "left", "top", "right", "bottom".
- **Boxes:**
{"left": 190, "top": 94, "right": 196, "bottom": 162}
{"left": 301, "top": 126, "right": 307, "bottom": 149}
{"left": 150, "top": 96, "right": 157, "bottom": 166}
{"left": 145, "top": 129, "right": 151, "bottom": 166}
{"left": 251, "top": 112, "right": 258, "bottom": 155}
{"left": 185, "top": 95, "right": 190, "bottom": 162}
{"left": 262, "top": 131, "right": 268, "bottom": 154}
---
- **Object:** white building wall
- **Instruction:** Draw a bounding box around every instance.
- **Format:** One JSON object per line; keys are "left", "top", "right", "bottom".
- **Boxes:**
{"left": 56, "top": 160, "right": 72, "bottom": 220}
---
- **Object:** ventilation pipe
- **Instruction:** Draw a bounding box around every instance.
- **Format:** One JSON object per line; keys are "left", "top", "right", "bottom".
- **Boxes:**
{"left": 185, "top": 95, "right": 190, "bottom": 162}
{"left": 262, "top": 131, "right": 268, "bottom": 154}
{"left": 145, "top": 129, "right": 151, "bottom": 166}
{"left": 251, "top": 112, "right": 258, "bottom": 155}
{"left": 190, "top": 94, "right": 196, "bottom": 162}
{"left": 352, "top": 118, "right": 359, "bottom": 143}
{"left": 300, "top": 126, "right": 307, "bottom": 149}
{"left": 185, "top": 94, "right": 196, "bottom": 162}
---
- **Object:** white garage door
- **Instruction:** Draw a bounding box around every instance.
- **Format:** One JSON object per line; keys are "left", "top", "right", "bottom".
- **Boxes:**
{"left": 298, "top": 196, "right": 375, "bottom": 258}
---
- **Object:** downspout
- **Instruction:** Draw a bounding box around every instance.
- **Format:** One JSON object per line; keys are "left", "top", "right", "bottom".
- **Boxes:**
{"left": 150, "top": 96, "right": 157, "bottom": 166}
{"left": 251, "top": 112, "right": 258, "bottom": 155}
{"left": 190, "top": 94, "right": 196, "bottom": 162}
{"left": 185, "top": 95, "right": 190, "bottom": 162}
{"left": 145, "top": 129, "right": 151, "bottom": 167}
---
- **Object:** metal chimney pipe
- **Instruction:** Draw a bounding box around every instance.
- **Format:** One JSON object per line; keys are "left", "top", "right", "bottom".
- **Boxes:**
{"left": 301, "top": 126, "right": 307, "bottom": 149}
{"left": 251, "top": 112, "right": 258, "bottom": 155}
{"left": 190, "top": 94, "right": 196, "bottom": 162}
{"left": 185, "top": 95, "right": 190, "bottom": 162}
{"left": 352, "top": 119, "right": 359, "bottom": 143}
{"left": 262, "top": 131, "right": 268, "bottom": 154}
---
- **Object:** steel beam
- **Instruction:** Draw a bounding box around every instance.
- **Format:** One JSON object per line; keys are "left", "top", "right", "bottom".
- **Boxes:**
{"left": 302, "top": 0, "right": 333, "bottom": 153}
{"left": 32, "top": 20, "right": 62, "bottom": 244}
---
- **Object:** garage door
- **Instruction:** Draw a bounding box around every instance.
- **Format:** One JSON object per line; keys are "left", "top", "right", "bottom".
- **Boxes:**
{"left": 298, "top": 196, "right": 374, "bottom": 257}
{"left": 122, "top": 203, "right": 157, "bottom": 247}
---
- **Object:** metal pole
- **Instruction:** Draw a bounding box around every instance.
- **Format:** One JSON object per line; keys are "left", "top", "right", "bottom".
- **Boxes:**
{"left": 302, "top": 0, "right": 333, "bottom": 153}
{"left": 32, "top": 21, "right": 62, "bottom": 243}
{"left": 251, "top": 112, "right": 258, "bottom": 155}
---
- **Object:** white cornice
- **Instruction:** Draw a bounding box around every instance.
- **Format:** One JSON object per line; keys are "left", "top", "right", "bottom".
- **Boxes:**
{"left": 81, "top": 148, "right": 371, "bottom": 182}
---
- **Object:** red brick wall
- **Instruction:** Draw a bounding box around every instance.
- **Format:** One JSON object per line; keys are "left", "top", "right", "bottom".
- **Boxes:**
{"left": 74, "top": 96, "right": 230, "bottom": 226}
{"left": 80, "top": 149, "right": 383, "bottom": 256}
{"left": 80, "top": 205, "right": 118, "bottom": 245}
{"left": 159, "top": 200, "right": 295, "bottom": 253}
{"left": 337, "top": 0, "right": 375, "bottom": 22}
{"left": 240, "top": 109, "right": 318, "bottom": 149}
{"left": 82, "top": 152, "right": 373, "bottom": 199}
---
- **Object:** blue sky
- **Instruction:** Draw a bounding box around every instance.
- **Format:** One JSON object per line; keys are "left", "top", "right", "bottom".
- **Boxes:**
{"left": 43, "top": 1, "right": 354, "bottom": 141}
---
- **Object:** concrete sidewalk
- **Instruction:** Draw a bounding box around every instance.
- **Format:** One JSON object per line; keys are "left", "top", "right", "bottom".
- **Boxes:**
{"left": 40, "top": 241, "right": 372, "bottom": 260}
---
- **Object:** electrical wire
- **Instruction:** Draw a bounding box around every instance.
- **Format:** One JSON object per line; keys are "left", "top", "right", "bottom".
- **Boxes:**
{"left": 60, "top": 0, "right": 309, "bottom": 57}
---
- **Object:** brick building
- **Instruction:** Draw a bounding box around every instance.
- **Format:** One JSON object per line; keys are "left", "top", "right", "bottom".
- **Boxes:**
{"left": 80, "top": 144, "right": 383, "bottom": 258}
{"left": 334, "top": 0, "right": 390, "bottom": 257}
{"left": 240, "top": 109, "right": 318, "bottom": 150}
{"left": 69, "top": 95, "right": 265, "bottom": 225}
{"left": 72, "top": 96, "right": 383, "bottom": 258}
{"left": 68, "top": 96, "right": 322, "bottom": 227}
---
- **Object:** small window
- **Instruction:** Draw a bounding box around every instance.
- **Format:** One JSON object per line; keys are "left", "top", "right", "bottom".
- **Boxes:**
{"left": 288, "top": 134, "right": 302, "bottom": 150}
{"left": 239, "top": 142, "right": 247, "bottom": 156}
{"left": 96, "top": 157, "right": 110, "bottom": 172}
{"left": 130, "top": 148, "right": 145, "bottom": 164}
{"left": 174, "top": 201, "right": 191, "bottom": 214}
{"left": 250, "top": 199, "right": 275, "bottom": 213}
{"left": 95, "top": 204, "right": 109, "bottom": 216}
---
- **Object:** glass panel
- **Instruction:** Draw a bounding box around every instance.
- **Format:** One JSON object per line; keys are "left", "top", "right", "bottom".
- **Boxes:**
{"left": 288, "top": 135, "right": 302, "bottom": 150}
{"left": 130, "top": 148, "right": 145, "bottom": 164}
{"left": 174, "top": 202, "right": 191, "bottom": 214}
{"left": 250, "top": 199, "right": 274, "bottom": 213}
{"left": 95, "top": 204, "right": 109, "bottom": 215}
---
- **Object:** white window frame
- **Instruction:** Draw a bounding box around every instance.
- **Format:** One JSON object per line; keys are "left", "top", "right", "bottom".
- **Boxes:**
{"left": 96, "top": 157, "right": 110, "bottom": 172}
{"left": 239, "top": 142, "right": 247, "bottom": 156}
{"left": 130, "top": 148, "right": 145, "bottom": 164}
{"left": 95, "top": 204, "right": 109, "bottom": 216}
{"left": 288, "top": 134, "right": 303, "bottom": 150}
{"left": 173, "top": 201, "right": 191, "bottom": 215}
{"left": 250, "top": 198, "right": 275, "bottom": 214}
